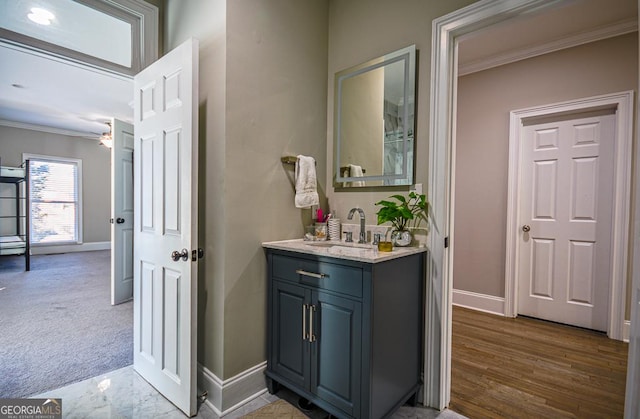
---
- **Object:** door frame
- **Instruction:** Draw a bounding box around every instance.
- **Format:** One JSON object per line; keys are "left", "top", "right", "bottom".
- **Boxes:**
{"left": 427, "top": 0, "right": 637, "bottom": 410}
{"left": 504, "top": 91, "right": 634, "bottom": 341}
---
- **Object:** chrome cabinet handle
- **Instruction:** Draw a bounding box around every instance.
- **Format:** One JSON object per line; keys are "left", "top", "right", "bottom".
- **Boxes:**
{"left": 522, "top": 225, "right": 531, "bottom": 233}
{"left": 302, "top": 304, "right": 308, "bottom": 340}
{"left": 171, "top": 248, "right": 189, "bottom": 261}
{"left": 296, "top": 269, "right": 327, "bottom": 279}
{"left": 309, "top": 305, "right": 316, "bottom": 343}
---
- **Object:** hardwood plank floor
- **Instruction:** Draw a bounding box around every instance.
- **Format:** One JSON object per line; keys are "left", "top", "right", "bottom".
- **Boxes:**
{"left": 449, "top": 306, "right": 628, "bottom": 418}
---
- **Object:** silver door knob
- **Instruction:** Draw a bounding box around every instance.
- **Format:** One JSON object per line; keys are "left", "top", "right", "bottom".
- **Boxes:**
{"left": 171, "top": 248, "right": 189, "bottom": 261}
{"left": 522, "top": 225, "right": 531, "bottom": 232}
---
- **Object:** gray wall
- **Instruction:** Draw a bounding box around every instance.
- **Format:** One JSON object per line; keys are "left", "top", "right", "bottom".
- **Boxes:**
{"left": 166, "top": 0, "right": 227, "bottom": 382}
{"left": 453, "top": 33, "right": 638, "bottom": 315}
{"left": 0, "top": 126, "right": 111, "bottom": 244}
{"left": 165, "top": 0, "right": 329, "bottom": 382}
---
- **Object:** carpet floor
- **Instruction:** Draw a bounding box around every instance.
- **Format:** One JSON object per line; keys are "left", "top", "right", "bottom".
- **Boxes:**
{"left": 0, "top": 251, "right": 132, "bottom": 398}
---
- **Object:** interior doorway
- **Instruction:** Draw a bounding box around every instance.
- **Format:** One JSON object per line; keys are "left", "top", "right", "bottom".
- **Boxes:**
{"left": 452, "top": 19, "right": 634, "bottom": 416}
{"left": 503, "top": 92, "right": 634, "bottom": 338}
{"left": 426, "top": 0, "right": 638, "bottom": 412}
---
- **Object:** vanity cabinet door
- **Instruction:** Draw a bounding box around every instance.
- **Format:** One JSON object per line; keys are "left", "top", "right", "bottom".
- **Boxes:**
{"left": 311, "top": 291, "right": 362, "bottom": 417}
{"left": 270, "top": 280, "right": 311, "bottom": 390}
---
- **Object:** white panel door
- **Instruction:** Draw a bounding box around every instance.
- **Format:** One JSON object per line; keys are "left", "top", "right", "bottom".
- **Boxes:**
{"left": 517, "top": 112, "right": 615, "bottom": 331}
{"left": 133, "top": 38, "right": 199, "bottom": 417}
{"left": 111, "top": 118, "right": 134, "bottom": 305}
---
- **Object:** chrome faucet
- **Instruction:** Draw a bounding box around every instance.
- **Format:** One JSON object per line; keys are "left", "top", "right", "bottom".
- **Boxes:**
{"left": 347, "top": 207, "right": 366, "bottom": 244}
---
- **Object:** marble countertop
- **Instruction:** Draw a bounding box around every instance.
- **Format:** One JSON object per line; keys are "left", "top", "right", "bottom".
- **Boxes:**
{"left": 262, "top": 238, "right": 427, "bottom": 263}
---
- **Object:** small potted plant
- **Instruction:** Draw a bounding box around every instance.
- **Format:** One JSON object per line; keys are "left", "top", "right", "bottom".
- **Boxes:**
{"left": 374, "top": 192, "right": 428, "bottom": 246}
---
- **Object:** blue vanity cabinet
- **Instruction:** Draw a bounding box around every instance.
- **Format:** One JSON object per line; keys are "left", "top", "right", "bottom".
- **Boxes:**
{"left": 265, "top": 248, "right": 424, "bottom": 419}
{"left": 270, "top": 278, "right": 362, "bottom": 416}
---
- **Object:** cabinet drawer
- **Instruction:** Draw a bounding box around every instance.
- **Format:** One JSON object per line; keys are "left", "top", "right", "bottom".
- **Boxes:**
{"left": 272, "top": 254, "right": 363, "bottom": 298}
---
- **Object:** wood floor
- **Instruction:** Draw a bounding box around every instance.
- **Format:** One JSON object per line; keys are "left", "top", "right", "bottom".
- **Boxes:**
{"left": 449, "top": 306, "right": 628, "bottom": 418}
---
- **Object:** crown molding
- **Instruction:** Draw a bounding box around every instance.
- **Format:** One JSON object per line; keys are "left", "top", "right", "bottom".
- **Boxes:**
{"left": 459, "top": 18, "right": 638, "bottom": 76}
{"left": 0, "top": 119, "right": 100, "bottom": 140}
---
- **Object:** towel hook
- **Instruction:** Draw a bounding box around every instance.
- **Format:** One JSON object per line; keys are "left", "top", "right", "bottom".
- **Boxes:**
{"left": 281, "top": 156, "right": 298, "bottom": 165}
{"left": 281, "top": 156, "right": 316, "bottom": 166}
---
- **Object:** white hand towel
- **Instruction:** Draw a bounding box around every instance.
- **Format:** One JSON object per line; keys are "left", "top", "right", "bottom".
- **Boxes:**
{"left": 349, "top": 164, "right": 365, "bottom": 187}
{"left": 295, "top": 155, "right": 319, "bottom": 208}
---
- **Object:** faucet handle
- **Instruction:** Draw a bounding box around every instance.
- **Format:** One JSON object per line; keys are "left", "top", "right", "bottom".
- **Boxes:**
{"left": 344, "top": 231, "right": 353, "bottom": 243}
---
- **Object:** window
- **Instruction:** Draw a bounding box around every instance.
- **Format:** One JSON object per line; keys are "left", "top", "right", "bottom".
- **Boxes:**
{"left": 26, "top": 155, "right": 82, "bottom": 245}
{"left": 0, "top": 0, "right": 159, "bottom": 76}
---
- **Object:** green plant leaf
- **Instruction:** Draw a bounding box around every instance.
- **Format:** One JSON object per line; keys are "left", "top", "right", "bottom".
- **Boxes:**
{"left": 375, "top": 192, "right": 429, "bottom": 232}
{"left": 390, "top": 194, "right": 407, "bottom": 203}
{"left": 375, "top": 200, "right": 396, "bottom": 208}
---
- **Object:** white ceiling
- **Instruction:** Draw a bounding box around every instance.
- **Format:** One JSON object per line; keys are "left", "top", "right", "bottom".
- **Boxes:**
{"left": 0, "top": 0, "right": 135, "bottom": 139}
{"left": 0, "top": 0, "right": 636, "bottom": 140}
{"left": 0, "top": 44, "right": 133, "bottom": 138}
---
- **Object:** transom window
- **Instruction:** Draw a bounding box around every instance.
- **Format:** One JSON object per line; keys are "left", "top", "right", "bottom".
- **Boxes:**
{"left": 0, "top": 0, "right": 158, "bottom": 75}
{"left": 25, "top": 154, "right": 82, "bottom": 245}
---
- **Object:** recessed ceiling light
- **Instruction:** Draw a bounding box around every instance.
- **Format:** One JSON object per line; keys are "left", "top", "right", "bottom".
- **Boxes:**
{"left": 27, "top": 7, "right": 55, "bottom": 25}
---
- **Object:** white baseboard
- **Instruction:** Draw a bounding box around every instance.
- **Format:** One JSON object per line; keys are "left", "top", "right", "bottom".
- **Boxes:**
{"left": 198, "top": 361, "right": 268, "bottom": 416}
{"left": 624, "top": 320, "right": 631, "bottom": 342}
{"left": 453, "top": 289, "right": 505, "bottom": 316}
{"left": 31, "top": 241, "right": 111, "bottom": 255}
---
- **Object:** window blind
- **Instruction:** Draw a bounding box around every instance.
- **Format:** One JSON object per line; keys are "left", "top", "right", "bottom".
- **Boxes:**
{"left": 29, "top": 158, "right": 80, "bottom": 244}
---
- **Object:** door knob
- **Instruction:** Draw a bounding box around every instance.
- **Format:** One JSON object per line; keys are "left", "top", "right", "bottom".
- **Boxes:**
{"left": 171, "top": 248, "right": 189, "bottom": 261}
{"left": 116, "top": 217, "right": 125, "bottom": 224}
{"left": 522, "top": 225, "right": 531, "bottom": 232}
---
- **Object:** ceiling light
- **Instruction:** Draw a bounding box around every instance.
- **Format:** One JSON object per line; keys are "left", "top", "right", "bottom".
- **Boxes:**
{"left": 99, "top": 121, "right": 113, "bottom": 148}
{"left": 28, "top": 7, "right": 55, "bottom": 25}
{"left": 99, "top": 133, "right": 113, "bottom": 148}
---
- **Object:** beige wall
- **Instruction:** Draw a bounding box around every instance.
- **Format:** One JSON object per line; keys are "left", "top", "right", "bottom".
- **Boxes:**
{"left": 165, "top": 0, "right": 328, "bottom": 383}
{"left": 326, "top": 0, "right": 478, "bottom": 226}
{"left": 0, "top": 126, "right": 111, "bottom": 244}
{"left": 453, "top": 34, "right": 638, "bottom": 306}
{"left": 224, "top": 0, "right": 328, "bottom": 379}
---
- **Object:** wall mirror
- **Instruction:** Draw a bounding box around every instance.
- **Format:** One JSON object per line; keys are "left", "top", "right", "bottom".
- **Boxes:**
{"left": 334, "top": 44, "right": 416, "bottom": 188}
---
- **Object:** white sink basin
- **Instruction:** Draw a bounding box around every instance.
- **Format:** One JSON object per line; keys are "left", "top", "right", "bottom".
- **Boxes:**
{"left": 304, "top": 240, "right": 378, "bottom": 257}
{"left": 305, "top": 241, "right": 372, "bottom": 249}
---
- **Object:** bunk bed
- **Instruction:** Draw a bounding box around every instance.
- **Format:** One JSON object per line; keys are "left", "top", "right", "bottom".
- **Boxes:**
{"left": 0, "top": 159, "right": 30, "bottom": 271}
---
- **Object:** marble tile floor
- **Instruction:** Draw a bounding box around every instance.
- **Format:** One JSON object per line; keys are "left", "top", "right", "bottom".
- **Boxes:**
{"left": 34, "top": 366, "right": 466, "bottom": 419}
